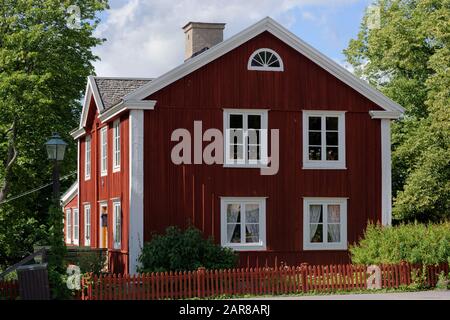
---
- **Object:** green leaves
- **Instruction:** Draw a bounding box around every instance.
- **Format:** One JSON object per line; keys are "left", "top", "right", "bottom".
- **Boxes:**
{"left": 138, "top": 226, "right": 238, "bottom": 273}
{"left": 0, "top": 1, "right": 107, "bottom": 269}
{"left": 350, "top": 222, "right": 450, "bottom": 265}
{"left": 344, "top": 0, "right": 450, "bottom": 222}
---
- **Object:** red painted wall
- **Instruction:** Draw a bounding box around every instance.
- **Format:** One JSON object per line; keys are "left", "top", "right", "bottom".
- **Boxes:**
{"left": 142, "top": 31, "right": 383, "bottom": 266}
{"left": 77, "top": 97, "right": 130, "bottom": 273}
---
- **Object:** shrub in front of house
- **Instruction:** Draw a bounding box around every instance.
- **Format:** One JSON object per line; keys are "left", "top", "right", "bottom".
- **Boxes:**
{"left": 350, "top": 222, "right": 450, "bottom": 265}
{"left": 137, "top": 226, "right": 238, "bottom": 273}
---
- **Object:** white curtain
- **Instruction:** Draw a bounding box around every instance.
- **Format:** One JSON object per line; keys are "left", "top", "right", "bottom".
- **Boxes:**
{"left": 309, "top": 205, "right": 322, "bottom": 241}
{"left": 327, "top": 205, "right": 340, "bottom": 242}
{"left": 227, "top": 204, "right": 240, "bottom": 243}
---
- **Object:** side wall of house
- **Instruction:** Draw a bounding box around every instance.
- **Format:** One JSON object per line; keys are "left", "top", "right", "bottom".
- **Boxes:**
{"left": 77, "top": 98, "right": 130, "bottom": 273}
{"left": 142, "top": 31, "right": 383, "bottom": 266}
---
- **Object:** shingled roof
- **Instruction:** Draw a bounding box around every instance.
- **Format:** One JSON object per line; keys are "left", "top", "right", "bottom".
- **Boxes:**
{"left": 94, "top": 77, "right": 153, "bottom": 110}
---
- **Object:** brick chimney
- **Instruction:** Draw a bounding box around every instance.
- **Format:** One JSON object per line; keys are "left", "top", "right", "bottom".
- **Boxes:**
{"left": 183, "top": 22, "right": 226, "bottom": 60}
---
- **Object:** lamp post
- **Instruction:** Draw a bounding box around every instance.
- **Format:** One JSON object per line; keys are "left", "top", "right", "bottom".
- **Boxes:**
{"left": 45, "top": 133, "right": 67, "bottom": 204}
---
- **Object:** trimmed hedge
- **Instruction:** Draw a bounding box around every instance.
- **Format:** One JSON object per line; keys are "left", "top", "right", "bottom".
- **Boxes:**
{"left": 138, "top": 226, "right": 238, "bottom": 273}
{"left": 350, "top": 222, "right": 450, "bottom": 265}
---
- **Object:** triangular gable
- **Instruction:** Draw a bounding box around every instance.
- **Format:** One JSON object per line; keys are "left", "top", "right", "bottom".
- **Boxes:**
{"left": 124, "top": 17, "right": 404, "bottom": 114}
{"left": 79, "top": 76, "right": 105, "bottom": 129}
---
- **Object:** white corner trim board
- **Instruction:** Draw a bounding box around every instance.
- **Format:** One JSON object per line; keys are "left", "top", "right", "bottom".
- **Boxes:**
{"left": 381, "top": 119, "right": 392, "bottom": 226}
{"left": 129, "top": 109, "right": 144, "bottom": 274}
{"left": 124, "top": 17, "right": 404, "bottom": 115}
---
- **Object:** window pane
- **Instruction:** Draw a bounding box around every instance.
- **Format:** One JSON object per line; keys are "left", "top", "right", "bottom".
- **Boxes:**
{"left": 245, "top": 204, "right": 259, "bottom": 223}
{"left": 327, "top": 224, "right": 341, "bottom": 243}
{"left": 310, "top": 224, "right": 323, "bottom": 242}
{"left": 230, "top": 114, "right": 243, "bottom": 128}
{"left": 269, "top": 60, "right": 280, "bottom": 68}
{"left": 326, "top": 132, "right": 338, "bottom": 146}
{"left": 229, "top": 129, "right": 243, "bottom": 144}
{"left": 309, "top": 117, "right": 321, "bottom": 130}
{"left": 308, "top": 147, "right": 321, "bottom": 160}
{"left": 230, "top": 145, "right": 243, "bottom": 160}
{"left": 227, "top": 224, "right": 241, "bottom": 243}
{"left": 309, "top": 205, "right": 323, "bottom": 223}
{"left": 248, "top": 115, "right": 261, "bottom": 129}
{"left": 326, "top": 117, "right": 338, "bottom": 130}
{"left": 327, "top": 205, "right": 340, "bottom": 223}
{"left": 326, "top": 147, "right": 339, "bottom": 160}
{"left": 226, "top": 204, "right": 241, "bottom": 223}
{"left": 309, "top": 132, "right": 321, "bottom": 146}
{"left": 247, "top": 129, "right": 260, "bottom": 145}
{"left": 245, "top": 224, "right": 259, "bottom": 243}
{"left": 248, "top": 145, "right": 260, "bottom": 160}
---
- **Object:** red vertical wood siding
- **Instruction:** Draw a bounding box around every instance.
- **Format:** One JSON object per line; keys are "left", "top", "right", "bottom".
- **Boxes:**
{"left": 142, "top": 31, "right": 383, "bottom": 266}
{"left": 77, "top": 97, "right": 130, "bottom": 273}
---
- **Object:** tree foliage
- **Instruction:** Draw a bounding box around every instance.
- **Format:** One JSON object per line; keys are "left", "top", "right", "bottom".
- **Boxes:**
{"left": 344, "top": 0, "right": 450, "bottom": 222}
{"left": 0, "top": 0, "right": 107, "bottom": 269}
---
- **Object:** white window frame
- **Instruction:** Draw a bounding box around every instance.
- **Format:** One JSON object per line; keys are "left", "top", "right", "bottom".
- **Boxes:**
{"left": 247, "top": 48, "right": 284, "bottom": 72}
{"left": 85, "top": 135, "right": 91, "bottom": 180}
{"left": 100, "top": 126, "right": 108, "bottom": 176}
{"left": 303, "top": 197, "right": 347, "bottom": 250}
{"left": 112, "top": 119, "right": 121, "bottom": 172}
{"left": 84, "top": 204, "right": 91, "bottom": 246}
{"left": 302, "top": 111, "right": 346, "bottom": 170}
{"left": 66, "top": 209, "right": 72, "bottom": 244}
{"left": 113, "top": 201, "right": 122, "bottom": 250}
{"left": 220, "top": 197, "right": 267, "bottom": 251}
{"left": 72, "top": 208, "right": 79, "bottom": 245}
{"left": 223, "top": 109, "right": 268, "bottom": 168}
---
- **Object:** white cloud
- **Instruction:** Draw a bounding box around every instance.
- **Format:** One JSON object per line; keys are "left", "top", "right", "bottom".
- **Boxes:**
{"left": 93, "top": 0, "right": 359, "bottom": 77}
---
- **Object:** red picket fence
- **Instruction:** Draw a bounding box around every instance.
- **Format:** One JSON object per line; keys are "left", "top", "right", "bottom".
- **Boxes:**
{"left": 80, "top": 262, "right": 449, "bottom": 300}
{"left": 0, "top": 280, "right": 19, "bottom": 300}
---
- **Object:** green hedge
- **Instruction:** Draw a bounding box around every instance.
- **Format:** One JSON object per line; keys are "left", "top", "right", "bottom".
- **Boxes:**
{"left": 350, "top": 222, "right": 450, "bottom": 265}
{"left": 138, "top": 226, "right": 238, "bottom": 273}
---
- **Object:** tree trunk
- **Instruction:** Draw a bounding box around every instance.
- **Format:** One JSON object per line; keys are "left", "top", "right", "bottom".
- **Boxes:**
{"left": 0, "top": 120, "right": 18, "bottom": 203}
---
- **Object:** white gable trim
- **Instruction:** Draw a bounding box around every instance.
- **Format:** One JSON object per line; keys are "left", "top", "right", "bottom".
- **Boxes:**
{"left": 98, "top": 100, "right": 156, "bottom": 123}
{"left": 369, "top": 110, "right": 402, "bottom": 119}
{"left": 79, "top": 76, "right": 105, "bottom": 130}
{"left": 124, "top": 17, "right": 404, "bottom": 114}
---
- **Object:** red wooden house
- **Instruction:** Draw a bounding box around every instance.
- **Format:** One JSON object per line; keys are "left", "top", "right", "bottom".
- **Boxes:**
{"left": 63, "top": 17, "right": 404, "bottom": 274}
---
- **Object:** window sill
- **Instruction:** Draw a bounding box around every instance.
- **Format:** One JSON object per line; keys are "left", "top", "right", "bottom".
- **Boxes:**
{"left": 303, "top": 244, "right": 347, "bottom": 251}
{"left": 223, "top": 163, "right": 268, "bottom": 169}
{"left": 302, "top": 162, "right": 347, "bottom": 170}
{"left": 84, "top": 176, "right": 91, "bottom": 181}
{"left": 100, "top": 172, "right": 108, "bottom": 177}
{"left": 222, "top": 243, "right": 266, "bottom": 251}
{"left": 112, "top": 167, "right": 121, "bottom": 173}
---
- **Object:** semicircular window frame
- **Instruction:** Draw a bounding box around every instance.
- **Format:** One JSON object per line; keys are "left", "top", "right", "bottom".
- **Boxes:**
{"left": 247, "top": 48, "right": 284, "bottom": 72}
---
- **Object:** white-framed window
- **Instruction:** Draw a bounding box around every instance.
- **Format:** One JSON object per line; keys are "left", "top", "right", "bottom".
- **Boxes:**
{"left": 84, "top": 204, "right": 91, "bottom": 246}
{"left": 248, "top": 48, "right": 284, "bottom": 71}
{"left": 113, "top": 201, "right": 122, "bottom": 250}
{"left": 112, "top": 120, "right": 120, "bottom": 172}
{"left": 223, "top": 110, "right": 268, "bottom": 167}
{"left": 66, "top": 209, "right": 72, "bottom": 244}
{"left": 220, "top": 197, "right": 266, "bottom": 251}
{"left": 302, "top": 111, "right": 346, "bottom": 169}
{"left": 100, "top": 126, "right": 108, "bottom": 176}
{"left": 85, "top": 135, "right": 91, "bottom": 180}
{"left": 73, "top": 208, "right": 79, "bottom": 245}
{"left": 303, "top": 198, "right": 347, "bottom": 250}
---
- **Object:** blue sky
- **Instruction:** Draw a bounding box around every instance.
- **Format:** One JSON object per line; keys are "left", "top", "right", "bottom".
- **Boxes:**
{"left": 93, "top": 0, "right": 373, "bottom": 77}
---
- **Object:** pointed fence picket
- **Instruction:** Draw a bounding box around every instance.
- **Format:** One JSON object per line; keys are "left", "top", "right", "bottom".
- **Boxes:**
{"left": 77, "top": 262, "right": 448, "bottom": 300}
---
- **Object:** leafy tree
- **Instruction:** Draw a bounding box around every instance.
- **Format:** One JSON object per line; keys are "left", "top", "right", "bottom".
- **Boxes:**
{"left": 344, "top": 0, "right": 450, "bottom": 222}
{"left": 0, "top": 0, "right": 108, "bottom": 269}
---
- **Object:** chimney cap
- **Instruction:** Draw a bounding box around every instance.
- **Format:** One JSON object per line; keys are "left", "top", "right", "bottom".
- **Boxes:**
{"left": 182, "top": 22, "right": 226, "bottom": 32}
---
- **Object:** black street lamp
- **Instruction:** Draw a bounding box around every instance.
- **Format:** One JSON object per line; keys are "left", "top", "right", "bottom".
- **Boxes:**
{"left": 45, "top": 133, "right": 67, "bottom": 204}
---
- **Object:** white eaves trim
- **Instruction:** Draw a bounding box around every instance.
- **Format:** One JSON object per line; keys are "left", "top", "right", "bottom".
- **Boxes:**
{"left": 369, "top": 111, "right": 402, "bottom": 119}
{"left": 70, "top": 127, "right": 86, "bottom": 140}
{"left": 61, "top": 182, "right": 78, "bottom": 207}
{"left": 124, "top": 17, "right": 404, "bottom": 115}
{"left": 98, "top": 100, "right": 156, "bottom": 123}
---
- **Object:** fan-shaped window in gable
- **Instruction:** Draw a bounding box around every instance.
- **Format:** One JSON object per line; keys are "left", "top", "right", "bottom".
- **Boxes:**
{"left": 248, "top": 48, "right": 284, "bottom": 71}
